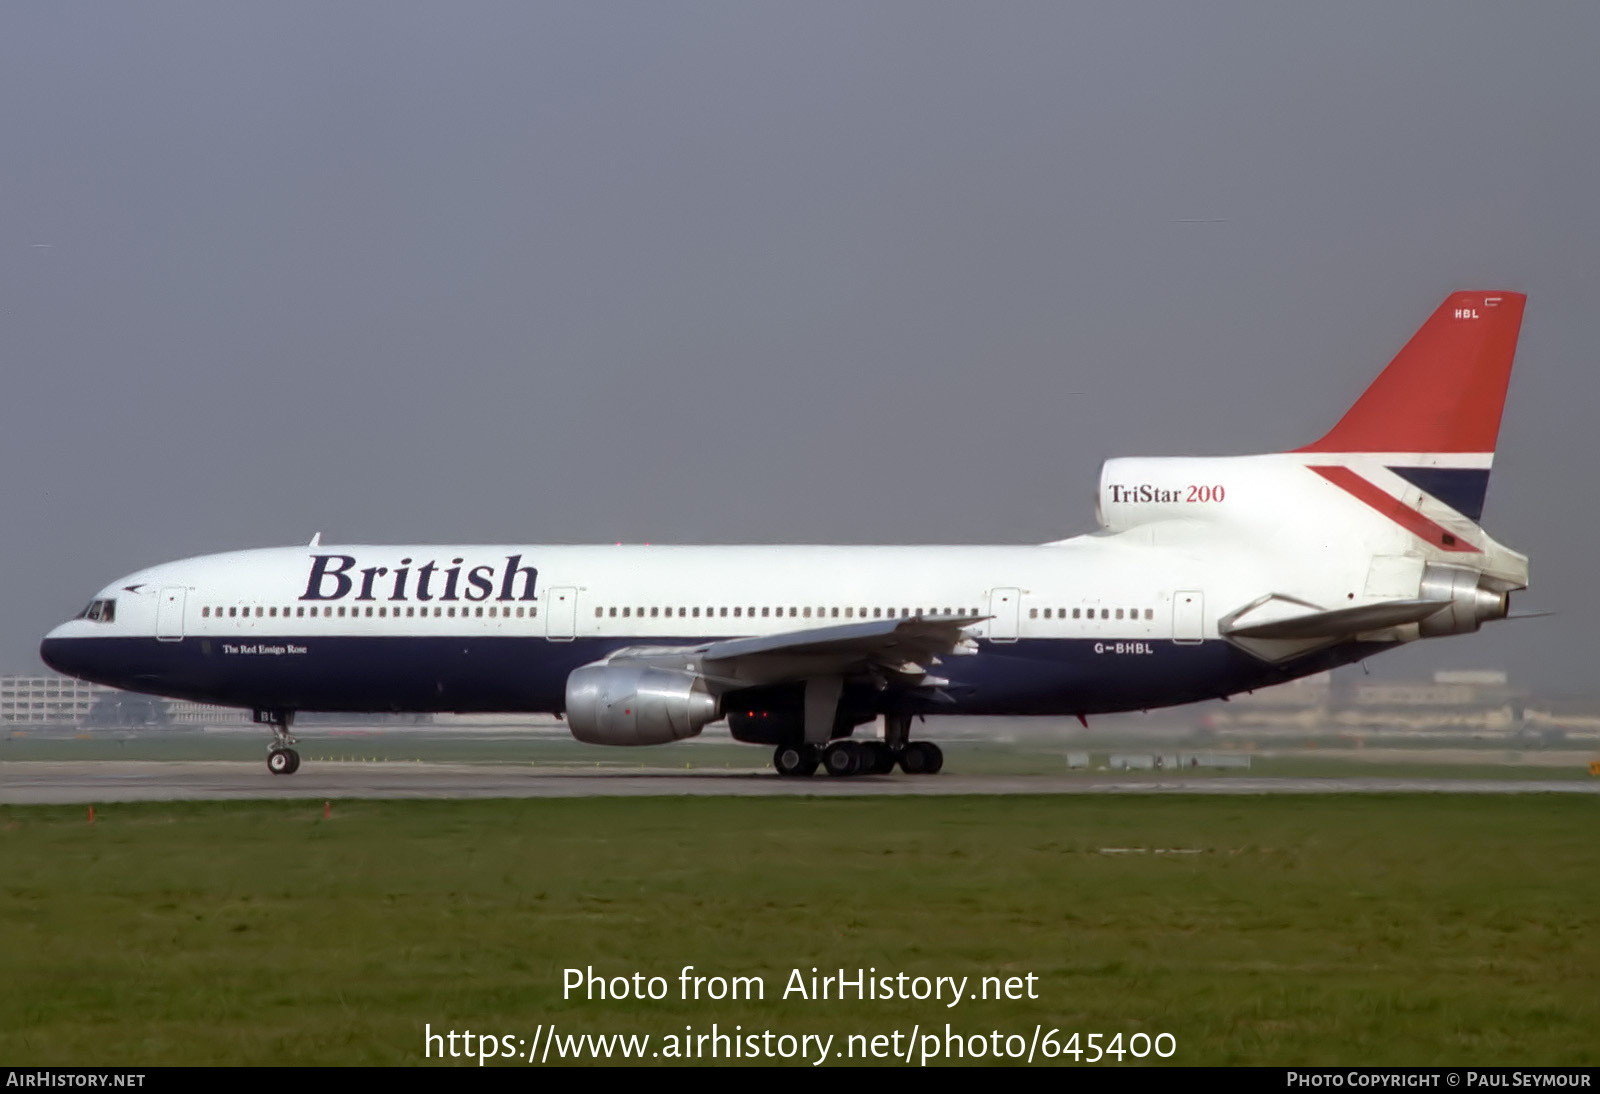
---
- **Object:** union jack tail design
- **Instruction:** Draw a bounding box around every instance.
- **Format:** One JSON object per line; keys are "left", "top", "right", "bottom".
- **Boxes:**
{"left": 1296, "top": 291, "right": 1525, "bottom": 543}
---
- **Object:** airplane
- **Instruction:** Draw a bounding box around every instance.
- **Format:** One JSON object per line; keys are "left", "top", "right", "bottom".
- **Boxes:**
{"left": 40, "top": 291, "right": 1529, "bottom": 778}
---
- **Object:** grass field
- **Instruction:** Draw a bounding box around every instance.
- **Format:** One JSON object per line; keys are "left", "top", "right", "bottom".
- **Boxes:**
{"left": 2, "top": 794, "right": 1597, "bottom": 1066}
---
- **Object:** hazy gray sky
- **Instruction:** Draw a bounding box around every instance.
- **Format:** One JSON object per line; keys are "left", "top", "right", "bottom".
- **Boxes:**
{"left": 3, "top": 5, "right": 1596, "bottom": 692}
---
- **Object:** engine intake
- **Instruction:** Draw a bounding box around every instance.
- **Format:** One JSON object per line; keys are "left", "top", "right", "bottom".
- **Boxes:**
{"left": 1418, "top": 563, "right": 1509, "bottom": 637}
{"left": 564, "top": 663, "right": 719, "bottom": 746}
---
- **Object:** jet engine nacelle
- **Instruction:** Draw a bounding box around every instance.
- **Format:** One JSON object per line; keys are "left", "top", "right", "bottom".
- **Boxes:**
{"left": 564, "top": 663, "right": 719, "bottom": 746}
{"left": 1417, "top": 563, "right": 1509, "bottom": 637}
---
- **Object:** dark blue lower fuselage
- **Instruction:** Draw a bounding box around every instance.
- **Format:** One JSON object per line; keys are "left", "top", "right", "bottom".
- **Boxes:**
{"left": 40, "top": 633, "right": 1380, "bottom": 719}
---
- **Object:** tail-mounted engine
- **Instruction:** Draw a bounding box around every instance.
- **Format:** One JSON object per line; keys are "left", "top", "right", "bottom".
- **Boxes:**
{"left": 564, "top": 663, "right": 719, "bottom": 746}
{"left": 1417, "top": 563, "right": 1509, "bottom": 637}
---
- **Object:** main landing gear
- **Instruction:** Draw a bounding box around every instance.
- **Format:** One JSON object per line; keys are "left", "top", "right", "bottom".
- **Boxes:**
{"left": 771, "top": 713, "right": 944, "bottom": 778}
{"left": 255, "top": 709, "right": 300, "bottom": 775}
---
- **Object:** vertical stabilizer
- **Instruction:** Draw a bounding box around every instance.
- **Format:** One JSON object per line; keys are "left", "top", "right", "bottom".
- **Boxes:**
{"left": 1297, "top": 291, "right": 1525, "bottom": 522}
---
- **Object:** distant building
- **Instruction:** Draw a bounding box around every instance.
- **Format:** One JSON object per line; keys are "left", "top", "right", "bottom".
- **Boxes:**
{"left": 1, "top": 673, "right": 114, "bottom": 726}
{"left": 1202, "top": 667, "right": 1541, "bottom": 737}
{"left": 164, "top": 700, "right": 251, "bottom": 726}
{"left": 2, "top": 673, "right": 245, "bottom": 730}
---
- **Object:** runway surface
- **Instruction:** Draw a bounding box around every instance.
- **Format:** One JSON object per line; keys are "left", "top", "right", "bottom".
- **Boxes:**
{"left": 2, "top": 761, "right": 1597, "bottom": 804}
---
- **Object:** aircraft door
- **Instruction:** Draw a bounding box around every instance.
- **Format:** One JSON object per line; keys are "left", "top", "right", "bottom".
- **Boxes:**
{"left": 156, "top": 586, "right": 186, "bottom": 642}
{"left": 1173, "top": 590, "right": 1204, "bottom": 644}
{"left": 545, "top": 587, "right": 578, "bottom": 642}
{"left": 988, "top": 587, "right": 1021, "bottom": 643}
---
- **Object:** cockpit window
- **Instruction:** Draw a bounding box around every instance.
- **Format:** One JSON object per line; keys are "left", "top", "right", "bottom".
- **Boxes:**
{"left": 81, "top": 599, "right": 116, "bottom": 623}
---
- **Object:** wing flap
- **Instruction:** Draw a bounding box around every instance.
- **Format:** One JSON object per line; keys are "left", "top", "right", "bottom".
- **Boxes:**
{"left": 703, "top": 613, "right": 983, "bottom": 664}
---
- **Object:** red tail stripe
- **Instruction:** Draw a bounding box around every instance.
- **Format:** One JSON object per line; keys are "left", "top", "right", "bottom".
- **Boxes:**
{"left": 1309, "top": 465, "right": 1480, "bottom": 554}
{"left": 1298, "top": 292, "right": 1524, "bottom": 454}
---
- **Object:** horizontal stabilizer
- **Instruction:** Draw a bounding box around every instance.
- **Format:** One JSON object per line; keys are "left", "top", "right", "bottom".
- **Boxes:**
{"left": 1223, "top": 599, "right": 1445, "bottom": 640}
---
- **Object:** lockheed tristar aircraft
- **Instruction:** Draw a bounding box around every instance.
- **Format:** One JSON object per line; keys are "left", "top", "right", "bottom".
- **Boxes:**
{"left": 42, "top": 292, "right": 1529, "bottom": 777}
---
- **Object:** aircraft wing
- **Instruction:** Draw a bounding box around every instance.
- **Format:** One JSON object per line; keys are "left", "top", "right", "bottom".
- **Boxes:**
{"left": 700, "top": 612, "right": 984, "bottom": 696}
{"left": 605, "top": 614, "right": 985, "bottom": 691}
{"left": 705, "top": 614, "right": 980, "bottom": 664}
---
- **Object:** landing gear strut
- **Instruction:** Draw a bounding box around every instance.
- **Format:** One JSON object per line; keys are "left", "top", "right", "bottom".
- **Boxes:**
{"left": 767, "top": 713, "right": 944, "bottom": 777}
{"left": 885, "top": 713, "right": 942, "bottom": 775}
{"left": 773, "top": 742, "right": 820, "bottom": 777}
{"left": 898, "top": 740, "right": 944, "bottom": 775}
{"left": 255, "top": 709, "right": 300, "bottom": 775}
{"left": 823, "top": 740, "right": 862, "bottom": 777}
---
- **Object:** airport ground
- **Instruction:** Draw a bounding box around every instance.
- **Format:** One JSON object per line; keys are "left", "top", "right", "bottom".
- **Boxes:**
{"left": 3, "top": 723, "right": 1598, "bottom": 780}
{"left": 2, "top": 727, "right": 1597, "bottom": 1066}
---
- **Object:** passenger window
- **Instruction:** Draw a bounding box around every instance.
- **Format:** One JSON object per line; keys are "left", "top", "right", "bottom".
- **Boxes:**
{"left": 530, "top": 607, "right": 537, "bottom": 617}
{"left": 256, "top": 607, "right": 264, "bottom": 617}
{"left": 337, "top": 607, "right": 346, "bottom": 617}
{"left": 692, "top": 607, "right": 700, "bottom": 618}
{"left": 608, "top": 607, "right": 616, "bottom": 617}
{"left": 476, "top": 607, "right": 484, "bottom": 617}
{"left": 297, "top": 607, "right": 305, "bottom": 617}
{"left": 1072, "top": 608, "right": 1080, "bottom": 619}
{"left": 650, "top": 607, "right": 659, "bottom": 618}
{"left": 733, "top": 607, "right": 742, "bottom": 617}
{"left": 789, "top": 607, "right": 797, "bottom": 617}
{"left": 622, "top": 607, "right": 630, "bottom": 617}
{"left": 803, "top": 607, "right": 812, "bottom": 618}
{"left": 1029, "top": 608, "right": 1038, "bottom": 619}
{"left": 406, "top": 607, "right": 415, "bottom": 617}
{"left": 1145, "top": 609, "right": 1153, "bottom": 620}
{"left": 761, "top": 607, "right": 769, "bottom": 618}
{"left": 831, "top": 607, "right": 839, "bottom": 618}
{"left": 202, "top": 607, "right": 210, "bottom": 618}
{"left": 720, "top": 607, "right": 728, "bottom": 617}
{"left": 1115, "top": 609, "right": 1123, "bottom": 620}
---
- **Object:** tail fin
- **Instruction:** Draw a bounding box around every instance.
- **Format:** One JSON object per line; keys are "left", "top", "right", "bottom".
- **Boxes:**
{"left": 1297, "top": 291, "right": 1525, "bottom": 521}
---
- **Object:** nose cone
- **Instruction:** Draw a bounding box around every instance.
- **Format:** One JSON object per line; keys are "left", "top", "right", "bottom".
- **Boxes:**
{"left": 40, "top": 624, "right": 90, "bottom": 680}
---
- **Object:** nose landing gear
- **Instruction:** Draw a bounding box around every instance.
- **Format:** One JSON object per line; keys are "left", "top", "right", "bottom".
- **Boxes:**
{"left": 255, "top": 709, "right": 300, "bottom": 775}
